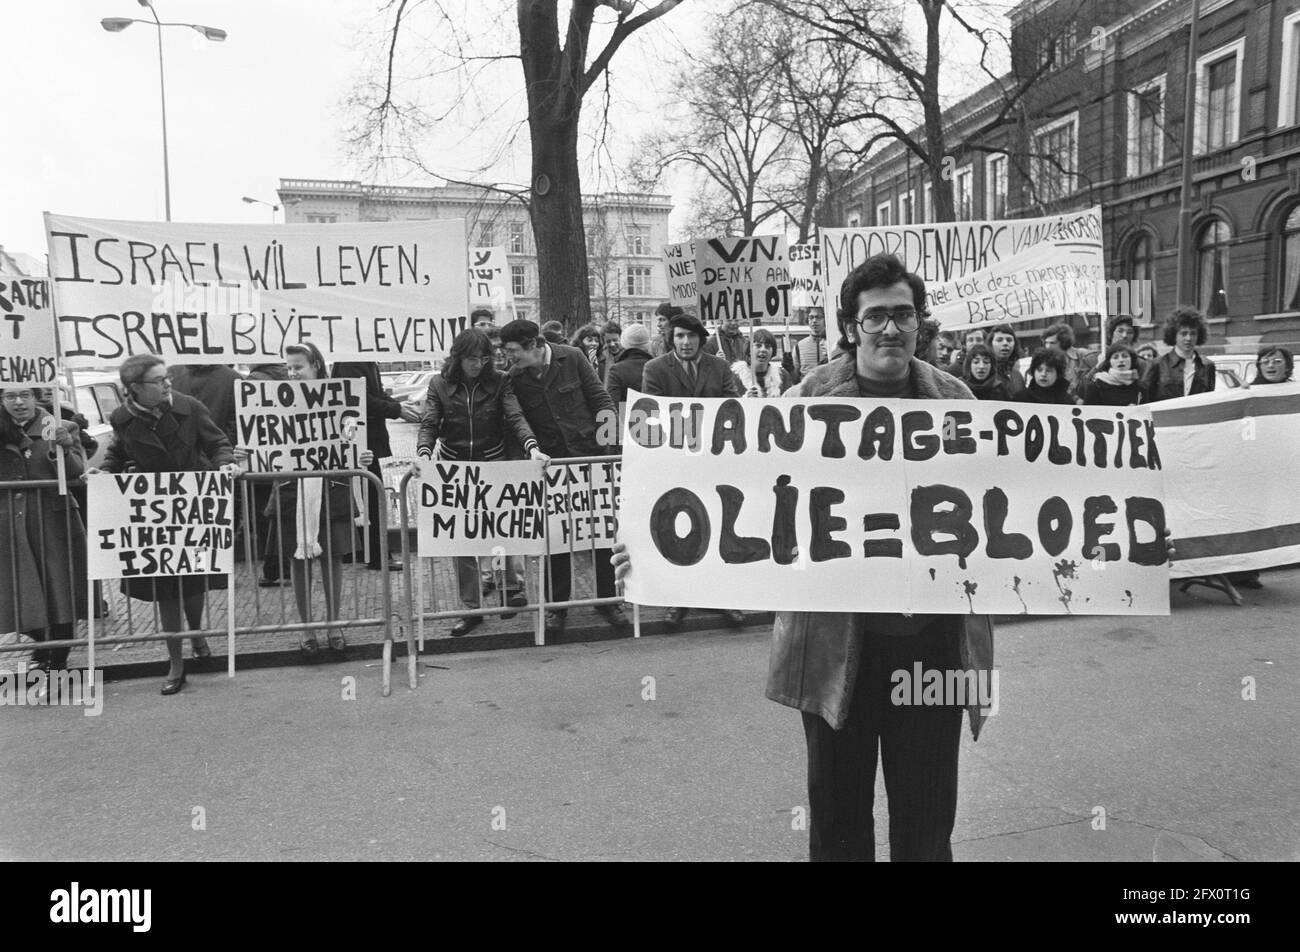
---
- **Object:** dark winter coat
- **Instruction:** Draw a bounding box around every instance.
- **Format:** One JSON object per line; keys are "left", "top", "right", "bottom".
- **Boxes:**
{"left": 0, "top": 409, "right": 89, "bottom": 632}
{"left": 507, "top": 343, "right": 616, "bottom": 457}
{"left": 764, "top": 355, "right": 994, "bottom": 741}
{"left": 331, "top": 361, "right": 404, "bottom": 459}
{"left": 604, "top": 347, "right": 653, "bottom": 410}
{"left": 101, "top": 393, "right": 234, "bottom": 601}
{"left": 416, "top": 372, "right": 538, "bottom": 461}
{"left": 1140, "top": 350, "right": 1217, "bottom": 403}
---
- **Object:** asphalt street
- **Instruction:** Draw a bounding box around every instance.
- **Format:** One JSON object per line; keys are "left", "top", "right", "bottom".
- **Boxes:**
{"left": 2, "top": 568, "right": 1297, "bottom": 861}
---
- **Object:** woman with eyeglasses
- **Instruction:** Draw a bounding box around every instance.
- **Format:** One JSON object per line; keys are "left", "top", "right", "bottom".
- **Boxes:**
{"left": 412, "top": 328, "right": 548, "bottom": 637}
{"left": 1251, "top": 345, "right": 1294, "bottom": 385}
{"left": 248, "top": 342, "right": 372, "bottom": 655}
{"left": 86, "top": 355, "right": 238, "bottom": 696}
{"left": 0, "top": 388, "right": 89, "bottom": 680}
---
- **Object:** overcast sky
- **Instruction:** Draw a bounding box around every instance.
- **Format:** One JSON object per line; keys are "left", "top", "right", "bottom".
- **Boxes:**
{"left": 3, "top": 1, "right": 1006, "bottom": 260}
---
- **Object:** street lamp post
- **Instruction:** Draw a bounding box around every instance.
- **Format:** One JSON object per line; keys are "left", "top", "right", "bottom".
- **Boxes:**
{"left": 102, "top": 1, "right": 227, "bottom": 222}
{"left": 242, "top": 196, "right": 300, "bottom": 223}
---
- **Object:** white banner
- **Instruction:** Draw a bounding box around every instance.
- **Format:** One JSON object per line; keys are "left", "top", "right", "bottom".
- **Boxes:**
{"left": 1150, "top": 382, "right": 1300, "bottom": 578}
{"left": 235, "top": 377, "right": 366, "bottom": 472}
{"left": 0, "top": 273, "right": 58, "bottom": 387}
{"left": 662, "top": 241, "right": 697, "bottom": 308}
{"left": 416, "top": 460, "right": 547, "bottom": 557}
{"left": 545, "top": 460, "right": 620, "bottom": 548}
{"left": 45, "top": 214, "right": 469, "bottom": 367}
{"left": 86, "top": 471, "right": 235, "bottom": 580}
{"left": 695, "top": 235, "right": 791, "bottom": 325}
{"left": 789, "top": 242, "right": 824, "bottom": 309}
{"left": 820, "top": 207, "right": 1107, "bottom": 331}
{"left": 468, "top": 246, "right": 513, "bottom": 308}
{"left": 619, "top": 392, "right": 1170, "bottom": 614}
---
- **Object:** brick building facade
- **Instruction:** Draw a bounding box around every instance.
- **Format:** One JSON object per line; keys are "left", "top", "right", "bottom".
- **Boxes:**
{"left": 832, "top": 0, "right": 1300, "bottom": 354}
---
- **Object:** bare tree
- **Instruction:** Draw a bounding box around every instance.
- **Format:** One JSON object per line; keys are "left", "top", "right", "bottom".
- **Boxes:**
{"left": 755, "top": 0, "right": 1087, "bottom": 223}
{"left": 633, "top": 2, "right": 871, "bottom": 240}
{"left": 633, "top": 4, "right": 798, "bottom": 235}
{"left": 350, "top": 0, "right": 685, "bottom": 327}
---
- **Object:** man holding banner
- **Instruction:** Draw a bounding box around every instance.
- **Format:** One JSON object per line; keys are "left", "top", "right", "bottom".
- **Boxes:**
{"left": 641, "top": 310, "right": 745, "bottom": 628}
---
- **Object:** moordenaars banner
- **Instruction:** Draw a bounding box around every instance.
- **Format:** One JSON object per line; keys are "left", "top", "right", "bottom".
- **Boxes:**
{"left": 820, "top": 207, "right": 1107, "bottom": 332}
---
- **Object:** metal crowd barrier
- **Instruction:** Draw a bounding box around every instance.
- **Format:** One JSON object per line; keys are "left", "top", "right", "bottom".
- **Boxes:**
{"left": 0, "top": 471, "right": 416, "bottom": 696}
{"left": 396, "top": 453, "right": 639, "bottom": 663}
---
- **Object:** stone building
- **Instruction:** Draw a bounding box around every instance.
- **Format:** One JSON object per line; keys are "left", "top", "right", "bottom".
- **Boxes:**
{"left": 276, "top": 178, "right": 674, "bottom": 332}
{"left": 831, "top": 0, "right": 1300, "bottom": 353}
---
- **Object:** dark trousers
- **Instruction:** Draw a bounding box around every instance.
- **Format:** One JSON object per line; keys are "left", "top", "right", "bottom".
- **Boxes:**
{"left": 546, "top": 549, "right": 615, "bottom": 610}
{"left": 362, "top": 458, "right": 387, "bottom": 567}
{"left": 802, "top": 622, "right": 963, "bottom": 862}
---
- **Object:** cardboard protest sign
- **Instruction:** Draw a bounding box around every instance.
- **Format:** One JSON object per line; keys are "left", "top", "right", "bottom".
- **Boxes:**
{"left": 694, "top": 235, "right": 791, "bottom": 325}
{"left": 619, "top": 392, "right": 1169, "bottom": 614}
{"left": 820, "top": 207, "right": 1107, "bottom": 331}
{"left": 0, "top": 273, "right": 58, "bottom": 387}
{"left": 1151, "top": 382, "right": 1300, "bottom": 578}
{"left": 416, "top": 460, "right": 547, "bottom": 556}
{"left": 86, "top": 471, "right": 236, "bottom": 580}
{"left": 235, "top": 377, "right": 366, "bottom": 472}
{"left": 663, "top": 241, "right": 697, "bottom": 308}
{"left": 789, "top": 243, "right": 824, "bottom": 309}
{"left": 44, "top": 214, "right": 469, "bottom": 368}
{"left": 546, "top": 460, "right": 620, "bottom": 548}
{"left": 468, "top": 246, "right": 513, "bottom": 308}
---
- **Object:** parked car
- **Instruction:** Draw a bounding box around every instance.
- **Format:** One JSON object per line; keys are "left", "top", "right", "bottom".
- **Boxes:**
{"left": 54, "top": 372, "right": 125, "bottom": 468}
{"left": 1207, "top": 353, "right": 1259, "bottom": 387}
{"left": 387, "top": 370, "right": 437, "bottom": 402}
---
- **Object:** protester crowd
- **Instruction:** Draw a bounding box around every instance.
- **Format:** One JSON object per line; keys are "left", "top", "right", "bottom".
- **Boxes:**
{"left": 2, "top": 290, "right": 1294, "bottom": 697}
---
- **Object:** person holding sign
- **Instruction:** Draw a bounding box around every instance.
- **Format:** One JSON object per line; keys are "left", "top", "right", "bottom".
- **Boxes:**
{"left": 641, "top": 311, "right": 745, "bottom": 629}
{"left": 616, "top": 253, "right": 990, "bottom": 861}
{"left": 500, "top": 319, "right": 627, "bottom": 636}
{"left": 86, "top": 355, "right": 238, "bottom": 695}
{"left": 791, "top": 308, "right": 828, "bottom": 383}
{"left": 0, "top": 388, "right": 88, "bottom": 678}
{"left": 987, "top": 323, "right": 1026, "bottom": 393}
{"left": 411, "top": 329, "right": 548, "bottom": 636}
{"left": 702, "top": 312, "right": 751, "bottom": 365}
{"left": 255, "top": 343, "right": 372, "bottom": 655}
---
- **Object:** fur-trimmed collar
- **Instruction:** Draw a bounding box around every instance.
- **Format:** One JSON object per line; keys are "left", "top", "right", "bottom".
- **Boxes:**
{"left": 789, "top": 354, "right": 975, "bottom": 400}
{"left": 731, "top": 360, "right": 785, "bottom": 397}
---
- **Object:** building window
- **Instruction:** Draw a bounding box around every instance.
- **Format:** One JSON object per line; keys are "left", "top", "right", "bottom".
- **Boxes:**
{"left": 846, "top": 208, "right": 862, "bottom": 228}
{"left": 1033, "top": 113, "right": 1078, "bottom": 204}
{"left": 478, "top": 223, "right": 495, "bottom": 247}
{"left": 1280, "top": 206, "right": 1300, "bottom": 312}
{"left": 626, "top": 266, "right": 653, "bottom": 296}
{"left": 1128, "top": 233, "right": 1157, "bottom": 322}
{"left": 954, "top": 166, "right": 973, "bottom": 220}
{"left": 306, "top": 214, "right": 338, "bottom": 224}
{"left": 985, "top": 154, "right": 1008, "bottom": 219}
{"left": 875, "top": 200, "right": 892, "bottom": 226}
{"left": 509, "top": 221, "right": 526, "bottom": 254}
{"left": 922, "top": 182, "right": 933, "bottom": 222}
{"left": 585, "top": 230, "right": 597, "bottom": 254}
{"left": 627, "top": 225, "right": 649, "bottom": 255}
{"left": 1037, "top": 28, "right": 1077, "bottom": 72}
{"left": 900, "top": 191, "right": 915, "bottom": 225}
{"left": 1280, "top": 11, "right": 1300, "bottom": 127}
{"left": 1196, "top": 39, "right": 1244, "bottom": 154}
{"left": 1128, "top": 78, "right": 1165, "bottom": 176}
{"left": 1197, "top": 219, "right": 1231, "bottom": 316}
{"left": 511, "top": 265, "right": 526, "bottom": 297}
